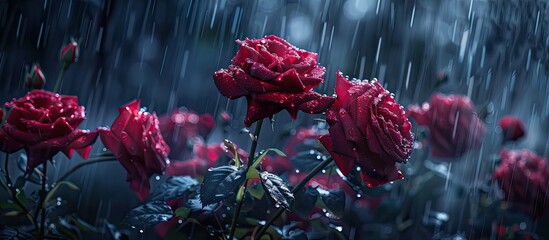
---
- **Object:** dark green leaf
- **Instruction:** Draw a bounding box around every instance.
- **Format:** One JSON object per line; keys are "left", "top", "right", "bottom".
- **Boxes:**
{"left": 275, "top": 222, "right": 308, "bottom": 240}
{"left": 320, "top": 189, "right": 345, "bottom": 218}
{"left": 259, "top": 171, "right": 294, "bottom": 210}
{"left": 186, "top": 197, "right": 218, "bottom": 212}
{"left": 0, "top": 226, "right": 35, "bottom": 240}
{"left": 68, "top": 214, "right": 97, "bottom": 232}
{"left": 57, "top": 217, "right": 82, "bottom": 239}
{"left": 104, "top": 221, "right": 127, "bottom": 240}
{"left": 199, "top": 166, "right": 246, "bottom": 206}
{"left": 124, "top": 201, "right": 173, "bottom": 228}
{"left": 174, "top": 207, "right": 191, "bottom": 218}
{"left": 14, "top": 176, "right": 26, "bottom": 189}
{"left": 104, "top": 220, "right": 129, "bottom": 240}
{"left": 148, "top": 176, "right": 198, "bottom": 202}
{"left": 292, "top": 186, "right": 319, "bottom": 219}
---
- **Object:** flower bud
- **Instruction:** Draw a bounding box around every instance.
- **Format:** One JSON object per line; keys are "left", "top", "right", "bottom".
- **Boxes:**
{"left": 499, "top": 116, "right": 525, "bottom": 142}
{"left": 26, "top": 64, "right": 46, "bottom": 90}
{"left": 60, "top": 40, "right": 79, "bottom": 65}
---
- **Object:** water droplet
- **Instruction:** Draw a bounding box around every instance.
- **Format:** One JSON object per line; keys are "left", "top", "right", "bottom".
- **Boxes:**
{"left": 155, "top": 176, "right": 160, "bottom": 180}
{"left": 139, "top": 229, "right": 144, "bottom": 233}
{"left": 295, "top": 169, "right": 300, "bottom": 173}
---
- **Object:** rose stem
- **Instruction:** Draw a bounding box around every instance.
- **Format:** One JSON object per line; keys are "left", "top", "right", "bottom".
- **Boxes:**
{"left": 255, "top": 156, "right": 334, "bottom": 239}
{"left": 228, "top": 118, "right": 264, "bottom": 240}
{"left": 38, "top": 161, "right": 48, "bottom": 239}
{"left": 52, "top": 63, "right": 67, "bottom": 93}
{"left": 55, "top": 157, "right": 117, "bottom": 184}
{"left": 1, "top": 153, "right": 36, "bottom": 226}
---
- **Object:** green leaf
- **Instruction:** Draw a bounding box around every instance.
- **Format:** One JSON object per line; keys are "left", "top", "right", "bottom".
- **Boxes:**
{"left": 0, "top": 226, "right": 34, "bottom": 239}
{"left": 259, "top": 171, "right": 294, "bottom": 210}
{"left": 319, "top": 189, "right": 346, "bottom": 218}
{"left": 148, "top": 176, "right": 198, "bottom": 202}
{"left": 236, "top": 184, "right": 246, "bottom": 202}
{"left": 246, "top": 168, "right": 260, "bottom": 179}
{"left": 251, "top": 148, "right": 286, "bottom": 169}
{"left": 223, "top": 139, "right": 240, "bottom": 168}
{"left": 292, "top": 186, "right": 319, "bottom": 219}
{"left": 124, "top": 201, "right": 173, "bottom": 228}
{"left": 44, "top": 181, "right": 79, "bottom": 207}
{"left": 199, "top": 165, "right": 246, "bottom": 206}
{"left": 247, "top": 181, "right": 265, "bottom": 200}
{"left": 67, "top": 214, "right": 97, "bottom": 232}
{"left": 174, "top": 207, "right": 191, "bottom": 219}
{"left": 4, "top": 210, "right": 23, "bottom": 217}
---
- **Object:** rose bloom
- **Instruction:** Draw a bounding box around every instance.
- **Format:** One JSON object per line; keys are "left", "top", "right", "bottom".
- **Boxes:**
{"left": 499, "top": 116, "right": 526, "bottom": 142}
{"left": 407, "top": 93, "right": 485, "bottom": 159}
{"left": 213, "top": 35, "right": 334, "bottom": 127}
{"left": 0, "top": 90, "right": 98, "bottom": 172}
{"left": 99, "top": 100, "right": 169, "bottom": 201}
{"left": 158, "top": 108, "right": 215, "bottom": 160}
{"left": 319, "top": 72, "right": 414, "bottom": 187}
{"left": 494, "top": 149, "right": 549, "bottom": 218}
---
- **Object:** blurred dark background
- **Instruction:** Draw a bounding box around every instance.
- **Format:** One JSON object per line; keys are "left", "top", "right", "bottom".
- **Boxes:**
{"left": 1, "top": 0, "right": 549, "bottom": 239}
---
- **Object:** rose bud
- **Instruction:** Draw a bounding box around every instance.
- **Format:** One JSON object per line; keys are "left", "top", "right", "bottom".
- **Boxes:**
{"left": 319, "top": 72, "right": 414, "bottom": 187}
{"left": 407, "top": 94, "right": 485, "bottom": 159}
{"left": 26, "top": 64, "right": 46, "bottom": 90}
{"left": 99, "top": 100, "right": 170, "bottom": 201}
{"left": 0, "top": 90, "right": 98, "bottom": 172}
{"left": 60, "top": 40, "right": 79, "bottom": 65}
{"left": 494, "top": 149, "right": 549, "bottom": 218}
{"left": 499, "top": 116, "right": 525, "bottom": 142}
{"left": 213, "top": 35, "right": 335, "bottom": 127}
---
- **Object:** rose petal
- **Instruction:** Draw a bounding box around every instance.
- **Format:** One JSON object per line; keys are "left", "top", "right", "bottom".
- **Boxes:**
{"left": 244, "top": 97, "right": 284, "bottom": 127}
{"left": 319, "top": 134, "right": 355, "bottom": 176}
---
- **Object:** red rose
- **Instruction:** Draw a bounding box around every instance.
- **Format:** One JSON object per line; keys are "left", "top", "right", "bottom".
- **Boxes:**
{"left": 499, "top": 116, "right": 525, "bottom": 142}
{"left": 99, "top": 100, "right": 169, "bottom": 201}
{"left": 319, "top": 72, "right": 413, "bottom": 187}
{"left": 0, "top": 108, "right": 4, "bottom": 124}
{"left": 213, "top": 35, "right": 335, "bottom": 127}
{"left": 407, "top": 94, "right": 485, "bottom": 159}
{"left": 0, "top": 90, "right": 97, "bottom": 172}
{"left": 494, "top": 149, "right": 549, "bottom": 218}
{"left": 159, "top": 108, "right": 215, "bottom": 160}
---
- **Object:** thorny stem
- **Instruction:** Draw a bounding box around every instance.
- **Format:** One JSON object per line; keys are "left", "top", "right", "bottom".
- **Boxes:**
{"left": 1, "top": 153, "right": 36, "bottom": 227}
{"left": 255, "top": 156, "right": 334, "bottom": 239}
{"left": 228, "top": 119, "right": 264, "bottom": 240}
